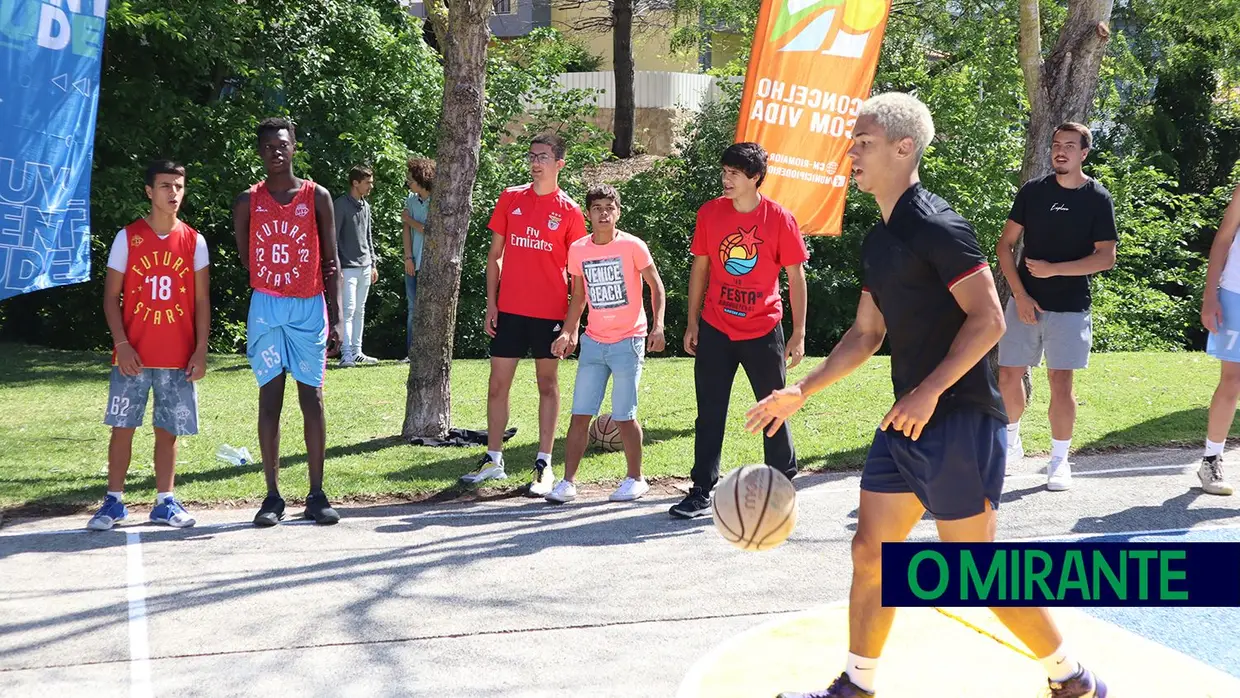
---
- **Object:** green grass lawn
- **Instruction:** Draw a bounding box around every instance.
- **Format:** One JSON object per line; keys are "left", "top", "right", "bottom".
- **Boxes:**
{"left": 0, "top": 341, "right": 1233, "bottom": 514}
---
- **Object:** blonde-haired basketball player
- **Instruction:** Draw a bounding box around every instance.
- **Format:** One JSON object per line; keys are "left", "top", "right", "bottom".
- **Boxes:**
{"left": 746, "top": 92, "right": 1107, "bottom": 698}
{"left": 545, "top": 183, "right": 666, "bottom": 503}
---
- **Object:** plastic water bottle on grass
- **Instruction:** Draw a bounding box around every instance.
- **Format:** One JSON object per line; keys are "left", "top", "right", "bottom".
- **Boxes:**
{"left": 216, "top": 444, "right": 253, "bottom": 467}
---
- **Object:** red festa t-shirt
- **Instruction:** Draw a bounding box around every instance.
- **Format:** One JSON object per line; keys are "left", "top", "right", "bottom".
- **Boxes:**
{"left": 690, "top": 196, "right": 810, "bottom": 341}
{"left": 488, "top": 183, "right": 588, "bottom": 321}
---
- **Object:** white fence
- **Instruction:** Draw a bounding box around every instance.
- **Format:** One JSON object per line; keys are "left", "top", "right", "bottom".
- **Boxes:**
{"left": 539, "top": 71, "right": 740, "bottom": 111}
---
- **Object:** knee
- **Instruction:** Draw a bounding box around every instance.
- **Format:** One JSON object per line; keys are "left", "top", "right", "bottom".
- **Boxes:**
{"left": 850, "top": 532, "right": 884, "bottom": 579}
{"left": 999, "top": 366, "right": 1025, "bottom": 387}
{"left": 488, "top": 377, "right": 511, "bottom": 401}
{"left": 1219, "top": 371, "right": 1240, "bottom": 399}
{"left": 536, "top": 375, "right": 559, "bottom": 398}
{"left": 1047, "top": 370, "right": 1075, "bottom": 397}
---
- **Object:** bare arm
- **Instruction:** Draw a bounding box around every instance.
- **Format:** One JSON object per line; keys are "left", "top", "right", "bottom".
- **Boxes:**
{"left": 563, "top": 274, "right": 587, "bottom": 336}
{"left": 785, "top": 263, "right": 807, "bottom": 367}
{"left": 995, "top": 219, "right": 1029, "bottom": 295}
{"left": 1030, "top": 240, "right": 1117, "bottom": 278}
{"left": 745, "top": 291, "right": 885, "bottom": 436}
{"left": 794, "top": 291, "right": 886, "bottom": 399}
{"left": 1203, "top": 181, "right": 1240, "bottom": 332}
{"left": 232, "top": 191, "right": 251, "bottom": 271}
{"left": 640, "top": 263, "right": 666, "bottom": 352}
{"left": 315, "top": 186, "right": 343, "bottom": 348}
{"left": 880, "top": 269, "right": 1006, "bottom": 439}
{"left": 103, "top": 268, "right": 142, "bottom": 375}
{"left": 683, "top": 255, "right": 710, "bottom": 354}
{"left": 484, "top": 232, "right": 505, "bottom": 336}
{"left": 187, "top": 267, "right": 210, "bottom": 380}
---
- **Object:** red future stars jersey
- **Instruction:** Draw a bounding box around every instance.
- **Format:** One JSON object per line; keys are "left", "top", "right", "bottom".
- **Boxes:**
{"left": 115, "top": 219, "right": 199, "bottom": 369}
{"left": 488, "top": 184, "right": 588, "bottom": 320}
{"left": 248, "top": 180, "right": 324, "bottom": 298}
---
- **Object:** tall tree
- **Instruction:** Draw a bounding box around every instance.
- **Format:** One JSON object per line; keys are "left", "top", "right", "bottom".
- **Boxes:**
{"left": 404, "top": 0, "right": 494, "bottom": 440}
{"left": 1017, "top": 0, "right": 1116, "bottom": 182}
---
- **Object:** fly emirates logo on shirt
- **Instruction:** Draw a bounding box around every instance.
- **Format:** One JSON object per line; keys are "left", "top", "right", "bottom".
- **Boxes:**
{"left": 510, "top": 212, "right": 562, "bottom": 253}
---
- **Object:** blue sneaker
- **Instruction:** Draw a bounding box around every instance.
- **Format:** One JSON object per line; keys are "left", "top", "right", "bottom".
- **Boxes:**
{"left": 87, "top": 495, "right": 128, "bottom": 531}
{"left": 150, "top": 497, "right": 196, "bottom": 528}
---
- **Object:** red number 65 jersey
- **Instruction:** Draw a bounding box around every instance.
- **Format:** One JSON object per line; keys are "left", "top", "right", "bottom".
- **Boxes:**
{"left": 248, "top": 180, "right": 324, "bottom": 298}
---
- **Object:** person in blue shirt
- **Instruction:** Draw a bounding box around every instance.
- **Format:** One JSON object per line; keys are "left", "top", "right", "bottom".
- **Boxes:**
{"left": 401, "top": 158, "right": 434, "bottom": 360}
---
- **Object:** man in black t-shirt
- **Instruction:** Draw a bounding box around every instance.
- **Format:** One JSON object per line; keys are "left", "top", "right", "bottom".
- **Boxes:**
{"left": 996, "top": 123, "right": 1118, "bottom": 491}
{"left": 746, "top": 93, "right": 1106, "bottom": 698}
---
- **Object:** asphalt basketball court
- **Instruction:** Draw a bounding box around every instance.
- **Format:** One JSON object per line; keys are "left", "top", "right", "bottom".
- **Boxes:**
{"left": 2, "top": 445, "right": 1239, "bottom": 697}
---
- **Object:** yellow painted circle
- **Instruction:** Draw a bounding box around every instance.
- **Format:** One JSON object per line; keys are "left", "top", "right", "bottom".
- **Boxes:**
{"left": 842, "top": 0, "right": 886, "bottom": 32}
{"left": 677, "top": 604, "right": 1240, "bottom": 697}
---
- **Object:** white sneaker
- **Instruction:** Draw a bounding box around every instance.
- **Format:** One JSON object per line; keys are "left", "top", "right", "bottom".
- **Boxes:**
{"left": 545, "top": 480, "right": 577, "bottom": 503}
{"left": 1006, "top": 434, "right": 1024, "bottom": 464}
{"left": 527, "top": 459, "right": 554, "bottom": 497}
{"left": 460, "top": 455, "right": 506, "bottom": 484}
{"left": 1199, "top": 456, "right": 1235, "bottom": 495}
{"left": 610, "top": 477, "right": 650, "bottom": 502}
{"left": 1047, "top": 457, "right": 1072, "bottom": 491}
{"left": 355, "top": 353, "right": 380, "bottom": 365}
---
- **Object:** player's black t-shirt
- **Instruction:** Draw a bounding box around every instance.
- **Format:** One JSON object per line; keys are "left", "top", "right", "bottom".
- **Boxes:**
{"left": 1010, "top": 174, "right": 1118, "bottom": 312}
{"left": 861, "top": 184, "right": 1008, "bottom": 426}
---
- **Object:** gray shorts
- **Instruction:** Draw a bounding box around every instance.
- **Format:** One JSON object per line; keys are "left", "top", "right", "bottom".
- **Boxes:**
{"left": 104, "top": 367, "right": 200, "bottom": 435}
{"left": 997, "top": 298, "right": 1092, "bottom": 370}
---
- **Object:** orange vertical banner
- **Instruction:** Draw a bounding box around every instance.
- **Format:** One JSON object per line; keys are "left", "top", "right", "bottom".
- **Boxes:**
{"left": 736, "top": 0, "right": 892, "bottom": 236}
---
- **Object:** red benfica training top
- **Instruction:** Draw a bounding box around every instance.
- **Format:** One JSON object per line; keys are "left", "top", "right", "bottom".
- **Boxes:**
{"left": 115, "top": 219, "right": 200, "bottom": 369}
{"left": 248, "top": 180, "right": 324, "bottom": 297}
{"left": 488, "top": 183, "right": 588, "bottom": 320}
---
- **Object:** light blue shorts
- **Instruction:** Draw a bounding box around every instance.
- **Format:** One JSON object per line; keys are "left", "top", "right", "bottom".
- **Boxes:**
{"left": 246, "top": 290, "right": 328, "bottom": 388}
{"left": 1207, "top": 288, "right": 1240, "bottom": 364}
{"left": 571, "top": 335, "right": 645, "bottom": 421}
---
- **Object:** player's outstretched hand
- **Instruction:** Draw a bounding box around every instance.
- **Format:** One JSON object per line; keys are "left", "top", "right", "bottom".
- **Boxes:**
{"left": 879, "top": 386, "right": 939, "bottom": 441}
{"left": 484, "top": 304, "right": 499, "bottom": 338}
{"left": 551, "top": 331, "right": 577, "bottom": 358}
{"left": 117, "top": 343, "right": 143, "bottom": 377}
{"left": 745, "top": 385, "right": 807, "bottom": 437}
{"left": 186, "top": 347, "right": 207, "bottom": 382}
{"left": 647, "top": 326, "right": 666, "bottom": 353}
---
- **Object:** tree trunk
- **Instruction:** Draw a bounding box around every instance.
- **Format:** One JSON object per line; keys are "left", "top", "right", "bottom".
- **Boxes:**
{"left": 403, "top": 0, "right": 492, "bottom": 440}
{"left": 611, "top": 0, "right": 636, "bottom": 159}
{"left": 991, "top": 0, "right": 1114, "bottom": 398}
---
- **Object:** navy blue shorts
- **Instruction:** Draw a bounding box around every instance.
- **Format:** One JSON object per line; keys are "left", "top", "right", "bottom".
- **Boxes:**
{"left": 860, "top": 408, "right": 1007, "bottom": 520}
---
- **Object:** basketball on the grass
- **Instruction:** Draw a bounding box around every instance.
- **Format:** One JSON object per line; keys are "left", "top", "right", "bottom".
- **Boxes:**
{"left": 711, "top": 464, "right": 797, "bottom": 551}
{"left": 589, "top": 413, "right": 623, "bottom": 452}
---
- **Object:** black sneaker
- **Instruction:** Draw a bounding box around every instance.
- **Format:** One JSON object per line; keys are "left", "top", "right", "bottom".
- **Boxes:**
{"left": 778, "top": 672, "right": 874, "bottom": 697}
{"left": 669, "top": 487, "right": 711, "bottom": 518}
{"left": 253, "top": 495, "right": 285, "bottom": 527}
{"left": 303, "top": 491, "right": 340, "bottom": 525}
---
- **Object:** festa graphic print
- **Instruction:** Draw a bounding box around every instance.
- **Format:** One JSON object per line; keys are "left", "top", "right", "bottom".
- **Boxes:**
{"left": 0, "top": 0, "right": 107, "bottom": 300}
{"left": 736, "top": 0, "right": 891, "bottom": 236}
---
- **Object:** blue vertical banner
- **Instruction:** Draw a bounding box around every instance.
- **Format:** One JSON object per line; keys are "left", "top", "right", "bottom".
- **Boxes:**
{"left": 0, "top": 0, "right": 107, "bottom": 301}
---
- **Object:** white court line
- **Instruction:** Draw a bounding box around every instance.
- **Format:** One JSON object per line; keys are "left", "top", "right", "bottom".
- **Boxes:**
{"left": 126, "top": 532, "right": 152, "bottom": 698}
{"left": 0, "top": 462, "right": 1208, "bottom": 535}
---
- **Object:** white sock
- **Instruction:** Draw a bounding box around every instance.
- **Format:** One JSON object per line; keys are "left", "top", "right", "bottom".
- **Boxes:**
{"left": 537, "top": 452, "right": 553, "bottom": 466}
{"left": 1007, "top": 421, "right": 1020, "bottom": 437}
{"left": 487, "top": 451, "right": 504, "bottom": 468}
{"left": 157, "top": 492, "right": 173, "bottom": 504}
{"left": 1050, "top": 439, "right": 1071, "bottom": 461}
{"left": 107, "top": 490, "right": 123, "bottom": 503}
{"left": 1039, "top": 644, "right": 1080, "bottom": 682}
{"left": 1206, "top": 439, "right": 1225, "bottom": 458}
{"left": 845, "top": 652, "right": 877, "bottom": 692}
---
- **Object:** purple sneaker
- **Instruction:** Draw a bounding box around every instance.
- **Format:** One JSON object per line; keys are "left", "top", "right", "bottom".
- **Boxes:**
{"left": 778, "top": 672, "right": 875, "bottom": 698}
{"left": 1049, "top": 667, "right": 1107, "bottom": 698}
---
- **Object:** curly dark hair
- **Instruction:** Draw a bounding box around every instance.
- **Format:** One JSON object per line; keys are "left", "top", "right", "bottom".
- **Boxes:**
{"left": 407, "top": 158, "right": 435, "bottom": 192}
{"left": 257, "top": 116, "right": 296, "bottom": 144}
